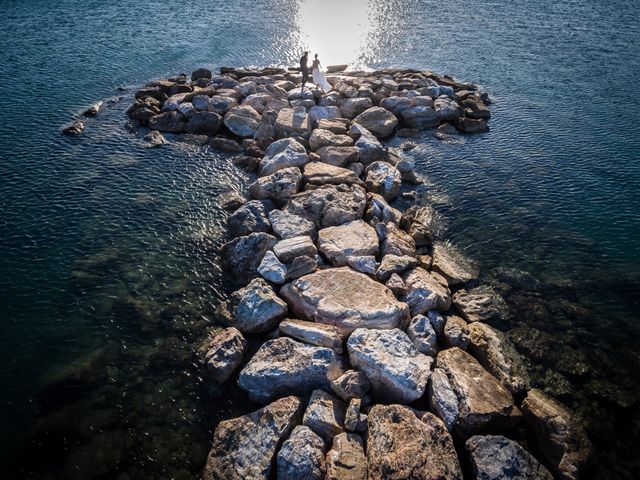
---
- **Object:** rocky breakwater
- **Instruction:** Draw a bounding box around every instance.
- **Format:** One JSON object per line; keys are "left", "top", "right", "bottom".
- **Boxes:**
{"left": 128, "top": 66, "right": 592, "bottom": 480}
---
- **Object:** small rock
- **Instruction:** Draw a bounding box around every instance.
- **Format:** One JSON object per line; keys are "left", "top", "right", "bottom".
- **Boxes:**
{"left": 220, "top": 192, "right": 246, "bottom": 211}
{"left": 257, "top": 250, "right": 287, "bottom": 285}
{"left": 303, "top": 389, "right": 347, "bottom": 444}
{"left": 210, "top": 136, "right": 243, "bottom": 152}
{"left": 317, "top": 220, "right": 379, "bottom": 266}
{"left": 277, "top": 425, "right": 326, "bottom": 480}
{"left": 325, "top": 433, "right": 367, "bottom": 480}
{"left": 458, "top": 117, "right": 489, "bottom": 133}
{"left": 330, "top": 370, "right": 372, "bottom": 402}
{"left": 344, "top": 398, "right": 361, "bottom": 432}
{"left": 83, "top": 101, "right": 103, "bottom": 116}
{"left": 407, "top": 314, "right": 438, "bottom": 356}
{"left": 345, "top": 255, "right": 377, "bottom": 275}
{"left": 444, "top": 315, "right": 470, "bottom": 349}
{"left": 273, "top": 235, "right": 317, "bottom": 263}
{"left": 401, "top": 267, "right": 452, "bottom": 315}
{"left": 143, "top": 130, "right": 167, "bottom": 147}
{"left": 279, "top": 319, "right": 344, "bottom": 353}
{"left": 62, "top": 120, "right": 85, "bottom": 136}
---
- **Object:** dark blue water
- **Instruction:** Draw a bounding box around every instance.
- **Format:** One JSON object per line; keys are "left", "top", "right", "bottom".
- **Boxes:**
{"left": 1, "top": 0, "right": 638, "bottom": 478}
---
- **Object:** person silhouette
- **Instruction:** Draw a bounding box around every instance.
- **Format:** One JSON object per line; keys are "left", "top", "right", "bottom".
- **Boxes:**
{"left": 311, "top": 53, "right": 332, "bottom": 93}
{"left": 300, "top": 51, "right": 310, "bottom": 92}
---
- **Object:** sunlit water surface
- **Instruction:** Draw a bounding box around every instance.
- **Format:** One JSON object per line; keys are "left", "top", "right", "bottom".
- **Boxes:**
{"left": 1, "top": 0, "right": 639, "bottom": 478}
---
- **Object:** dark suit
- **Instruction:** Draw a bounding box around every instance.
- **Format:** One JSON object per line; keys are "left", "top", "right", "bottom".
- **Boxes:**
{"left": 300, "top": 55, "right": 309, "bottom": 89}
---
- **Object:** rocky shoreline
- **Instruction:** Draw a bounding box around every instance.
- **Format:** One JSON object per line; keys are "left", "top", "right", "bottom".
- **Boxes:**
{"left": 126, "top": 65, "right": 592, "bottom": 480}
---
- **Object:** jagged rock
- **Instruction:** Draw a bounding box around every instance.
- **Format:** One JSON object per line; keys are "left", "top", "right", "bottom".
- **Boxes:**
{"left": 521, "top": 389, "right": 591, "bottom": 480}
{"left": 367, "top": 405, "right": 462, "bottom": 480}
{"left": 434, "top": 348, "right": 522, "bottom": 435}
{"left": 143, "top": 130, "right": 167, "bottom": 147}
{"left": 364, "top": 161, "right": 402, "bottom": 201}
{"left": 192, "top": 94, "right": 212, "bottom": 111}
{"left": 317, "top": 220, "right": 379, "bottom": 266}
{"left": 204, "top": 327, "right": 247, "bottom": 383}
{"left": 285, "top": 184, "right": 367, "bottom": 228}
{"left": 466, "top": 322, "right": 530, "bottom": 395}
{"left": 309, "top": 129, "right": 354, "bottom": 150}
{"left": 209, "top": 95, "right": 239, "bottom": 115}
{"left": 317, "top": 146, "right": 360, "bottom": 166}
{"left": 325, "top": 433, "right": 367, "bottom": 480}
{"left": 277, "top": 426, "right": 326, "bottom": 480}
{"left": 407, "top": 314, "right": 438, "bottom": 356}
{"left": 202, "top": 396, "right": 302, "bottom": 480}
{"left": 317, "top": 118, "right": 349, "bottom": 134}
{"left": 401, "top": 267, "right": 452, "bottom": 315}
{"left": 365, "top": 193, "right": 402, "bottom": 226}
{"left": 276, "top": 107, "right": 311, "bottom": 137}
{"left": 428, "top": 368, "right": 459, "bottom": 431}
{"left": 385, "top": 273, "right": 406, "bottom": 295}
{"left": 444, "top": 315, "right": 470, "bottom": 349}
{"left": 462, "top": 98, "right": 491, "bottom": 120}
{"left": 268, "top": 209, "right": 316, "bottom": 239}
{"left": 453, "top": 286, "right": 508, "bottom": 323}
{"left": 434, "top": 97, "right": 464, "bottom": 123}
{"left": 339, "top": 97, "right": 373, "bottom": 119}
{"left": 83, "top": 101, "right": 103, "bottom": 116}
{"left": 280, "top": 319, "right": 344, "bottom": 353}
{"left": 303, "top": 162, "right": 361, "bottom": 186}
{"left": 238, "top": 337, "right": 345, "bottom": 403}
{"left": 216, "top": 278, "right": 287, "bottom": 333}
{"left": 401, "top": 204, "right": 438, "bottom": 247}
{"left": 211, "top": 136, "right": 242, "bottom": 152}
{"left": 458, "top": 117, "right": 489, "bottom": 133}
{"left": 227, "top": 199, "right": 272, "bottom": 237}
{"left": 249, "top": 166, "right": 302, "bottom": 201}
{"left": 224, "top": 105, "right": 261, "bottom": 138}
{"left": 259, "top": 137, "right": 309, "bottom": 176}
{"left": 286, "top": 255, "right": 318, "bottom": 279}
{"left": 330, "top": 370, "right": 372, "bottom": 402}
{"left": 280, "top": 267, "right": 409, "bottom": 333}
{"left": 308, "top": 105, "right": 340, "bottom": 126}
{"left": 376, "top": 254, "right": 419, "bottom": 281}
{"left": 377, "top": 222, "right": 416, "bottom": 257}
{"left": 273, "top": 235, "right": 317, "bottom": 263}
{"left": 221, "top": 232, "right": 278, "bottom": 284}
{"left": 347, "top": 328, "right": 432, "bottom": 403}
{"left": 352, "top": 107, "right": 398, "bottom": 138}
{"left": 344, "top": 398, "right": 361, "bottom": 432}
{"left": 303, "top": 389, "right": 347, "bottom": 444}
{"left": 345, "top": 255, "right": 377, "bottom": 275}
{"left": 400, "top": 106, "right": 439, "bottom": 129}
{"left": 184, "top": 111, "right": 222, "bottom": 135}
{"left": 351, "top": 124, "right": 386, "bottom": 164}
{"left": 466, "top": 435, "right": 553, "bottom": 480}
{"left": 379, "top": 96, "right": 414, "bottom": 115}
{"left": 148, "top": 111, "right": 186, "bottom": 132}
{"left": 432, "top": 242, "right": 479, "bottom": 286}
{"left": 258, "top": 250, "right": 287, "bottom": 285}
{"left": 192, "top": 68, "right": 212, "bottom": 81}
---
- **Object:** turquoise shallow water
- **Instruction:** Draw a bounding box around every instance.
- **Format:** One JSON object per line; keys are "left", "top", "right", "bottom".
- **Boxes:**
{"left": 1, "top": 0, "right": 639, "bottom": 478}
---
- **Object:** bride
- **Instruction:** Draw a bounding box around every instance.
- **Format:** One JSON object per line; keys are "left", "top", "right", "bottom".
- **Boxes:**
{"left": 311, "top": 54, "right": 332, "bottom": 93}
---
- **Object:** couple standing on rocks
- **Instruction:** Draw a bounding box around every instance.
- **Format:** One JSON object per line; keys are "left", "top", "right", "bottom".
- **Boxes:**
{"left": 300, "top": 51, "right": 332, "bottom": 93}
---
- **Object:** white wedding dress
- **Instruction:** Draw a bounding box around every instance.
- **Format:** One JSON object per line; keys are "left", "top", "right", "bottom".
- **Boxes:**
{"left": 312, "top": 60, "right": 332, "bottom": 93}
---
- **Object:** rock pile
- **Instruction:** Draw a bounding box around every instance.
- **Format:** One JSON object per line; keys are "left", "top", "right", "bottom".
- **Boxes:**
{"left": 130, "top": 65, "right": 591, "bottom": 480}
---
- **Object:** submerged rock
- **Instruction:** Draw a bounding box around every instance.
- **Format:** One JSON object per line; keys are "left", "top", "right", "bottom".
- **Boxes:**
{"left": 303, "top": 389, "right": 347, "bottom": 444}
{"left": 202, "top": 396, "right": 302, "bottom": 480}
{"left": 220, "top": 232, "right": 277, "bottom": 284}
{"left": 453, "top": 286, "right": 508, "bottom": 323}
{"left": 277, "top": 425, "right": 326, "bottom": 480}
{"left": 432, "top": 242, "right": 479, "bottom": 286}
{"left": 238, "top": 337, "right": 345, "bottom": 403}
{"left": 325, "top": 433, "right": 367, "bottom": 480}
{"left": 317, "top": 220, "right": 379, "bottom": 266}
{"left": 204, "top": 327, "right": 247, "bottom": 383}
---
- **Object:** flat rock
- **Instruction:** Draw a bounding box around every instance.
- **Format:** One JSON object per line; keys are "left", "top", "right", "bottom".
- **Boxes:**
{"left": 309, "top": 129, "right": 354, "bottom": 150}
{"left": 257, "top": 250, "right": 287, "bottom": 285}
{"left": 286, "top": 255, "right": 318, "bottom": 279}
{"left": 221, "top": 232, "right": 278, "bottom": 284}
{"left": 303, "top": 389, "right": 347, "bottom": 444}
{"left": 453, "top": 286, "right": 508, "bottom": 323}
{"left": 347, "top": 328, "right": 432, "bottom": 403}
{"left": 352, "top": 107, "right": 398, "bottom": 138}
{"left": 400, "top": 105, "right": 439, "bottom": 129}
{"left": 317, "top": 220, "right": 379, "bottom": 266}
{"left": 277, "top": 425, "right": 326, "bottom": 480}
{"left": 276, "top": 107, "right": 311, "bottom": 138}
{"left": 444, "top": 314, "right": 471, "bottom": 349}
{"left": 317, "top": 146, "right": 360, "bottom": 166}
{"left": 202, "top": 396, "right": 303, "bottom": 480}
{"left": 268, "top": 209, "right": 316, "bottom": 239}
{"left": 401, "top": 267, "right": 452, "bottom": 315}
{"left": 216, "top": 278, "right": 287, "bottom": 333}
{"left": 239, "top": 337, "right": 345, "bottom": 403}
{"left": 521, "top": 389, "right": 591, "bottom": 480}
{"left": 432, "top": 242, "right": 479, "bottom": 286}
{"left": 466, "top": 322, "right": 530, "bottom": 395}
{"left": 367, "top": 405, "right": 462, "bottom": 480}
{"left": 224, "top": 105, "right": 261, "bottom": 138}
{"left": 325, "top": 433, "right": 367, "bottom": 480}
{"left": 273, "top": 235, "right": 317, "bottom": 263}
{"left": 434, "top": 347, "right": 522, "bottom": 435}
{"left": 285, "top": 184, "right": 367, "bottom": 229}
{"left": 280, "top": 267, "right": 409, "bottom": 333}
{"left": 317, "top": 118, "right": 350, "bottom": 134}
{"left": 249, "top": 166, "right": 302, "bottom": 201}
{"left": 330, "top": 370, "right": 372, "bottom": 402}
{"left": 259, "top": 137, "right": 309, "bottom": 176}
{"left": 364, "top": 161, "right": 402, "bottom": 201}
{"left": 407, "top": 314, "right": 438, "bottom": 356}
{"left": 204, "top": 327, "right": 247, "bottom": 383}
{"left": 227, "top": 200, "right": 272, "bottom": 237}
{"left": 466, "top": 435, "right": 553, "bottom": 480}
{"left": 303, "top": 162, "right": 361, "bottom": 186}
{"left": 345, "top": 255, "right": 377, "bottom": 275}
{"left": 280, "top": 319, "right": 344, "bottom": 353}
{"left": 376, "top": 254, "right": 419, "bottom": 281}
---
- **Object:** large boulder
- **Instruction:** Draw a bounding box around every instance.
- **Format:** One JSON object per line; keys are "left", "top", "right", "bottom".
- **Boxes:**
{"left": 203, "top": 327, "right": 247, "bottom": 383}
{"left": 401, "top": 267, "right": 452, "bottom": 315}
{"left": 202, "top": 396, "right": 303, "bottom": 480}
{"left": 221, "top": 232, "right": 277, "bottom": 284}
{"left": 148, "top": 111, "right": 186, "bottom": 132}
{"left": 249, "top": 166, "right": 302, "bottom": 201}
{"left": 521, "top": 389, "right": 591, "bottom": 480}
{"left": 466, "top": 322, "right": 530, "bottom": 396}
{"left": 280, "top": 267, "right": 409, "bottom": 334}
{"left": 227, "top": 200, "right": 272, "bottom": 237}
{"left": 268, "top": 209, "right": 316, "bottom": 239}
{"left": 351, "top": 124, "right": 386, "bottom": 164}
{"left": 339, "top": 97, "right": 373, "bottom": 119}
{"left": 367, "top": 405, "right": 462, "bottom": 480}
{"left": 285, "top": 184, "right": 367, "bottom": 229}
{"left": 432, "top": 242, "right": 479, "bottom": 286}
{"left": 353, "top": 107, "right": 398, "bottom": 138}
{"left": 400, "top": 106, "right": 439, "bottom": 129}
{"left": 259, "top": 138, "right": 310, "bottom": 176}
{"left": 184, "top": 111, "right": 222, "bottom": 135}
{"left": 325, "top": 433, "right": 367, "bottom": 480}
{"left": 432, "top": 348, "right": 522, "bottom": 435}
{"left": 275, "top": 107, "right": 311, "bottom": 137}
{"left": 309, "top": 129, "right": 354, "bottom": 151}
{"left": 277, "top": 425, "right": 326, "bottom": 480}
{"left": 379, "top": 96, "right": 414, "bottom": 115}
{"left": 347, "top": 328, "right": 432, "bottom": 403}
{"left": 378, "top": 222, "right": 416, "bottom": 257}
{"left": 317, "top": 220, "right": 379, "bottom": 266}
{"left": 466, "top": 435, "right": 553, "bottom": 480}
{"left": 224, "top": 105, "right": 261, "bottom": 138}
{"left": 303, "top": 389, "right": 347, "bottom": 444}
{"left": 238, "top": 337, "right": 345, "bottom": 403}
{"left": 303, "top": 162, "right": 361, "bottom": 186}
{"left": 453, "top": 286, "right": 508, "bottom": 323}
{"left": 209, "top": 95, "right": 239, "bottom": 115}
{"left": 434, "top": 97, "right": 464, "bottom": 123}
{"left": 364, "top": 161, "right": 402, "bottom": 201}
{"left": 216, "top": 278, "right": 287, "bottom": 333}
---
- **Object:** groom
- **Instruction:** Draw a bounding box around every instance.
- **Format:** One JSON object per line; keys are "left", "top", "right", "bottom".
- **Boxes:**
{"left": 299, "top": 51, "right": 309, "bottom": 92}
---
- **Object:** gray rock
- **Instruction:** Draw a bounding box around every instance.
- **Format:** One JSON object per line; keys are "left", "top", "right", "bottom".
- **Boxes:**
{"left": 280, "top": 319, "right": 344, "bottom": 353}
{"left": 325, "top": 433, "right": 367, "bottom": 480}
{"left": 428, "top": 310, "right": 446, "bottom": 335}
{"left": 401, "top": 204, "right": 438, "bottom": 247}
{"left": 273, "top": 235, "right": 317, "bottom": 263}
{"left": 308, "top": 105, "right": 340, "bottom": 126}
{"left": 339, "top": 97, "right": 373, "bottom": 119}
{"left": 148, "top": 111, "right": 186, "bottom": 132}
{"left": 184, "top": 111, "right": 222, "bottom": 135}
{"left": 203, "top": 396, "right": 302, "bottom": 480}
{"left": 444, "top": 315, "right": 471, "bottom": 349}
{"left": 432, "top": 242, "right": 479, "bottom": 286}
{"left": 280, "top": 267, "right": 409, "bottom": 334}
{"left": 277, "top": 426, "right": 326, "bottom": 480}
{"left": 257, "top": 250, "right": 287, "bottom": 285}
{"left": 204, "top": 327, "right": 247, "bottom": 383}
{"left": 400, "top": 106, "right": 439, "bottom": 129}
{"left": 143, "top": 130, "right": 167, "bottom": 147}
{"left": 285, "top": 184, "right": 367, "bottom": 229}
{"left": 210, "top": 136, "right": 242, "bottom": 152}
{"left": 209, "top": 95, "right": 239, "bottom": 115}
{"left": 466, "top": 435, "right": 554, "bottom": 480}
{"left": 367, "top": 405, "right": 462, "bottom": 480}
{"left": 385, "top": 273, "right": 407, "bottom": 295}
{"left": 317, "top": 220, "right": 379, "bottom": 266}
{"left": 259, "top": 137, "right": 310, "bottom": 176}
{"left": 521, "top": 389, "right": 591, "bottom": 480}
{"left": 458, "top": 117, "right": 489, "bottom": 133}
{"left": 216, "top": 278, "right": 287, "bottom": 333}
{"left": 224, "top": 105, "right": 261, "bottom": 138}
{"left": 347, "top": 328, "right": 432, "bottom": 403}
{"left": 286, "top": 255, "right": 318, "bottom": 279}
{"left": 192, "top": 68, "right": 212, "bottom": 81}
{"left": 275, "top": 107, "right": 311, "bottom": 137}
{"left": 309, "top": 129, "right": 354, "bottom": 151}
{"left": 428, "top": 368, "right": 460, "bottom": 431}
{"left": 303, "top": 162, "right": 361, "bottom": 186}
{"left": 379, "top": 96, "right": 414, "bottom": 115}
{"left": 407, "top": 314, "right": 438, "bottom": 356}
{"left": 227, "top": 200, "right": 272, "bottom": 237}
{"left": 378, "top": 222, "right": 416, "bottom": 257}
{"left": 344, "top": 398, "right": 361, "bottom": 432}
{"left": 345, "top": 255, "right": 377, "bottom": 275}
{"left": 352, "top": 124, "right": 386, "bottom": 164}
{"left": 221, "top": 232, "right": 278, "bottom": 284}
{"left": 434, "top": 97, "right": 464, "bottom": 123}
{"left": 238, "top": 337, "right": 345, "bottom": 403}
{"left": 303, "top": 389, "right": 347, "bottom": 444}
{"left": 352, "top": 107, "right": 398, "bottom": 138}
{"left": 453, "top": 286, "right": 508, "bottom": 323}
{"left": 376, "top": 254, "right": 419, "bottom": 281}
{"left": 268, "top": 209, "right": 316, "bottom": 239}
{"left": 317, "top": 146, "right": 360, "bottom": 166}
{"left": 249, "top": 166, "right": 302, "bottom": 201}
{"left": 401, "top": 267, "right": 452, "bottom": 315}
{"left": 364, "top": 161, "right": 402, "bottom": 201}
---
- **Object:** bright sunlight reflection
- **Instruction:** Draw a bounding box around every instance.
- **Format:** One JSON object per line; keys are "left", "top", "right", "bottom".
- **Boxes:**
{"left": 296, "top": 0, "right": 373, "bottom": 67}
